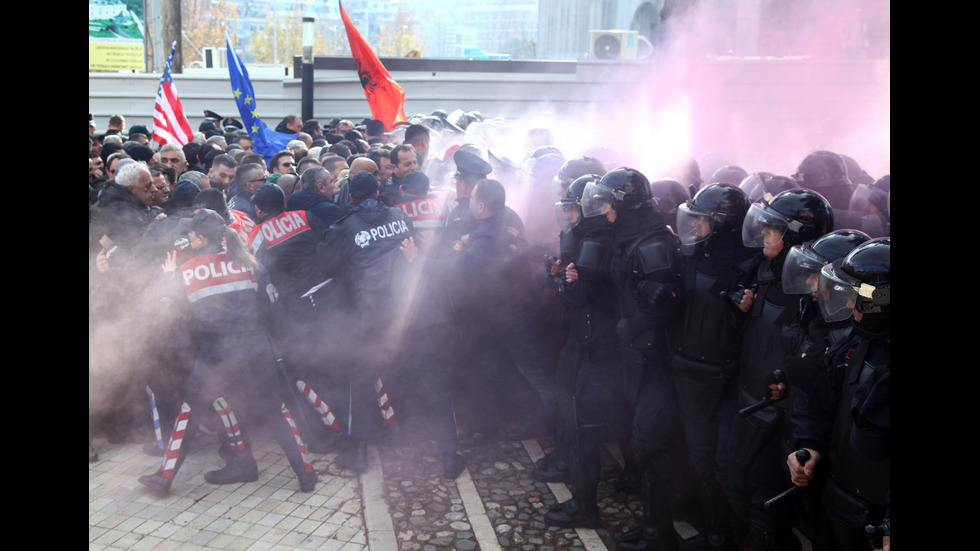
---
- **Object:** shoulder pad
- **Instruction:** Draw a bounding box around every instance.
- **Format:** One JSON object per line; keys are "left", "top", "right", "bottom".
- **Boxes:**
{"left": 635, "top": 234, "right": 680, "bottom": 279}
{"left": 575, "top": 237, "right": 611, "bottom": 279}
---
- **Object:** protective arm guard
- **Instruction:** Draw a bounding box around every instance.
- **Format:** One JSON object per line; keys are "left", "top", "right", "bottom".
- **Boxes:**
{"left": 633, "top": 237, "right": 684, "bottom": 310}
{"left": 573, "top": 237, "right": 612, "bottom": 282}
{"left": 632, "top": 235, "right": 683, "bottom": 307}
{"left": 616, "top": 233, "right": 684, "bottom": 349}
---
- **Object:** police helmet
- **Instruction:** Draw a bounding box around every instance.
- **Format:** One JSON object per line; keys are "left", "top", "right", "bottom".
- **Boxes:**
{"left": 555, "top": 174, "right": 600, "bottom": 233}
{"left": 710, "top": 165, "right": 750, "bottom": 186}
{"left": 840, "top": 154, "right": 875, "bottom": 187}
{"left": 526, "top": 153, "right": 565, "bottom": 181}
{"left": 742, "top": 188, "right": 834, "bottom": 250}
{"left": 817, "top": 237, "right": 890, "bottom": 322}
{"left": 794, "top": 150, "right": 851, "bottom": 190}
{"left": 557, "top": 156, "right": 608, "bottom": 185}
{"left": 739, "top": 172, "right": 799, "bottom": 204}
{"left": 554, "top": 156, "right": 609, "bottom": 200}
{"left": 581, "top": 167, "right": 652, "bottom": 218}
{"left": 675, "top": 183, "right": 750, "bottom": 246}
{"left": 782, "top": 229, "right": 871, "bottom": 295}
{"left": 847, "top": 182, "right": 889, "bottom": 218}
{"left": 649, "top": 178, "right": 691, "bottom": 220}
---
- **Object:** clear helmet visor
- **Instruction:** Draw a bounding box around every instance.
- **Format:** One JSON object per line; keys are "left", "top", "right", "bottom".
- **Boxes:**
{"left": 739, "top": 176, "right": 776, "bottom": 204}
{"left": 675, "top": 203, "right": 715, "bottom": 246}
{"left": 553, "top": 175, "right": 571, "bottom": 202}
{"left": 848, "top": 183, "right": 887, "bottom": 214}
{"left": 817, "top": 260, "right": 860, "bottom": 322}
{"left": 555, "top": 201, "right": 582, "bottom": 233}
{"left": 782, "top": 244, "right": 828, "bottom": 295}
{"left": 742, "top": 202, "right": 788, "bottom": 248}
{"left": 581, "top": 181, "right": 614, "bottom": 218}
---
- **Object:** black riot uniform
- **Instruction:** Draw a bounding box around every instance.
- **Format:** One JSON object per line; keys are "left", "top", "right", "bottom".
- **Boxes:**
{"left": 789, "top": 238, "right": 890, "bottom": 551}
{"left": 728, "top": 188, "right": 834, "bottom": 551}
{"left": 780, "top": 229, "right": 872, "bottom": 362}
{"left": 540, "top": 175, "right": 628, "bottom": 529}
{"left": 313, "top": 172, "right": 414, "bottom": 470}
{"left": 581, "top": 167, "right": 687, "bottom": 549}
{"left": 667, "top": 183, "right": 763, "bottom": 549}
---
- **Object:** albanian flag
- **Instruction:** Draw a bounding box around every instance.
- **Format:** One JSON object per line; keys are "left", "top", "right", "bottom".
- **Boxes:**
{"left": 339, "top": 0, "right": 408, "bottom": 131}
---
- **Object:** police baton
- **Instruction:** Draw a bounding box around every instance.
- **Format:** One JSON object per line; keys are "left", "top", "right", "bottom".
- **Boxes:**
{"left": 739, "top": 368, "right": 785, "bottom": 416}
{"left": 266, "top": 335, "right": 319, "bottom": 446}
{"left": 764, "top": 449, "right": 812, "bottom": 510}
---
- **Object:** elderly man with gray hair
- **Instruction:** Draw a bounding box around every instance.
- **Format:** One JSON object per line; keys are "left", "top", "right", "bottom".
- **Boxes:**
{"left": 286, "top": 166, "right": 345, "bottom": 227}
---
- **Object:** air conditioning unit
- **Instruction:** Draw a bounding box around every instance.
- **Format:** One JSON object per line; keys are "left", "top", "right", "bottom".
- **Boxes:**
{"left": 589, "top": 30, "right": 640, "bottom": 60}
{"left": 202, "top": 47, "right": 227, "bottom": 69}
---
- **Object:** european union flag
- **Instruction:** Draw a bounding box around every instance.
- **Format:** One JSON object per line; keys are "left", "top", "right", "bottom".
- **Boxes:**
{"left": 226, "top": 38, "right": 297, "bottom": 162}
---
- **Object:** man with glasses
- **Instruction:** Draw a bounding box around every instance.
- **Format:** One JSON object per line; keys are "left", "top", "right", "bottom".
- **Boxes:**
{"left": 228, "top": 163, "right": 267, "bottom": 221}
{"left": 270, "top": 151, "right": 298, "bottom": 175}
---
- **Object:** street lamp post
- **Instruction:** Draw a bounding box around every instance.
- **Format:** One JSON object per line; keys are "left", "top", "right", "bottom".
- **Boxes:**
{"left": 302, "top": 16, "right": 315, "bottom": 122}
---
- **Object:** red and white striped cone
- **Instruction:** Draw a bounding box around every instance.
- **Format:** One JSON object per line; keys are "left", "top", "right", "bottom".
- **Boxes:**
{"left": 281, "top": 403, "right": 314, "bottom": 474}
{"left": 296, "top": 380, "right": 340, "bottom": 430}
{"left": 374, "top": 376, "right": 398, "bottom": 427}
{"left": 158, "top": 402, "right": 191, "bottom": 479}
{"left": 213, "top": 397, "right": 246, "bottom": 452}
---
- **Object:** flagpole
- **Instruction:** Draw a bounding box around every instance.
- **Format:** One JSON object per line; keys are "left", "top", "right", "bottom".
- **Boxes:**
{"left": 302, "top": 16, "right": 315, "bottom": 122}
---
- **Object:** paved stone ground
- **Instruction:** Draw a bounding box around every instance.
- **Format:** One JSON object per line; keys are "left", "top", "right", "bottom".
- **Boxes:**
{"left": 90, "top": 409, "right": 813, "bottom": 551}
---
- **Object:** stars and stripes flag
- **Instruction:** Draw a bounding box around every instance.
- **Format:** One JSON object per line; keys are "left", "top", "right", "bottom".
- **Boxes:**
{"left": 339, "top": 0, "right": 407, "bottom": 131}
{"left": 151, "top": 41, "right": 194, "bottom": 147}
{"left": 226, "top": 38, "right": 297, "bottom": 162}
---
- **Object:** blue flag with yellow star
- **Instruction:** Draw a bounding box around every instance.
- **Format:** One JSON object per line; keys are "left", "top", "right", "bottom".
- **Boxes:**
{"left": 226, "top": 38, "right": 297, "bottom": 162}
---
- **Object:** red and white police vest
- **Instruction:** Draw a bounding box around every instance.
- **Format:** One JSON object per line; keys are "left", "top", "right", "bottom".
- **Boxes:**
{"left": 229, "top": 210, "right": 259, "bottom": 249}
{"left": 179, "top": 253, "right": 257, "bottom": 303}
{"left": 252, "top": 210, "right": 312, "bottom": 250}
{"left": 397, "top": 196, "right": 446, "bottom": 229}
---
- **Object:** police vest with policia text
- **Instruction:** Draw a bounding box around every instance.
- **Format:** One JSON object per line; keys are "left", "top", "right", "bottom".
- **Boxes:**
{"left": 179, "top": 253, "right": 257, "bottom": 303}
{"left": 250, "top": 210, "right": 311, "bottom": 251}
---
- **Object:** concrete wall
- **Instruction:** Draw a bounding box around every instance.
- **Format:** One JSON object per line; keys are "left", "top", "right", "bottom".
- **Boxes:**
{"left": 89, "top": 55, "right": 889, "bottom": 177}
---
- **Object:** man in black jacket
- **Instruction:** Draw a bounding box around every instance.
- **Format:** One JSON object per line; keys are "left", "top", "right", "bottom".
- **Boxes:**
{"left": 286, "top": 166, "right": 345, "bottom": 228}
{"left": 314, "top": 171, "right": 414, "bottom": 471}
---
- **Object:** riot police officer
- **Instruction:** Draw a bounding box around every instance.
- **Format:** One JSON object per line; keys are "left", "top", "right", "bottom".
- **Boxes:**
{"left": 668, "top": 183, "right": 763, "bottom": 549}
{"left": 781, "top": 229, "right": 873, "bottom": 360}
{"left": 728, "top": 188, "right": 834, "bottom": 551}
{"left": 787, "top": 238, "right": 890, "bottom": 551}
{"left": 581, "top": 167, "right": 687, "bottom": 550}
{"left": 539, "top": 174, "right": 627, "bottom": 529}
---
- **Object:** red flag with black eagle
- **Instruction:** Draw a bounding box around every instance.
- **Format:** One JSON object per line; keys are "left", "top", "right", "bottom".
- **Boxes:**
{"left": 339, "top": 0, "right": 408, "bottom": 131}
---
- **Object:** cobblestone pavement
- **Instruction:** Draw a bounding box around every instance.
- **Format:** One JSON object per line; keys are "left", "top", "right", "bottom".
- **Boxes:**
{"left": 90, "top": 412, "right": 812, "bottom": 551}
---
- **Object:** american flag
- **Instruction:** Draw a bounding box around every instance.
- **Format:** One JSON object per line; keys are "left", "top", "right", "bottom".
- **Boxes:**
{"left": 152, "top": 41, "right": 194, "bottom": 147}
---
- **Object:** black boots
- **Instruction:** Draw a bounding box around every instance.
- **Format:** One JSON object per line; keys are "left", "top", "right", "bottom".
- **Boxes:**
{"left": 544, "top": 498, "right": 600, "bottom": 529}
{"left": 138, "top": 472, "right": 174, "bottom": 493}
{"left": 441, "top": 451, "right": 467, "bottom": 479}
{"left": 532, "top": 450, "right": 572, "bottom": 483}
{"left": 617, "top": 524, "right": 680, "bottom": 551}
{"left": 204, "top": 448, "right": 259, "bottom": 485}
{"left": 334, "top": 439, "right": 368, "bottom": 473}
{"left": 296, "top": 468, "right": 318, "bottom": 492}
